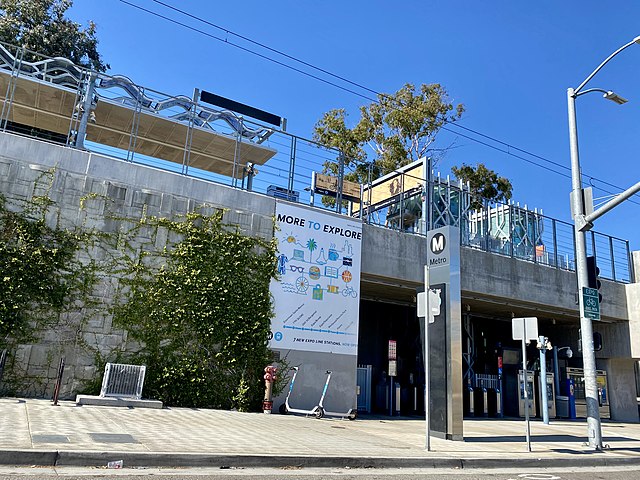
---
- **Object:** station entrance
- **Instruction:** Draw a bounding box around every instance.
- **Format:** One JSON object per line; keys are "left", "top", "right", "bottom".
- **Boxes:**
{"left": 356, "top": 294, "right": 597, "bottom": 421}
{"left": 357, "top": 299, "right": 424, "bottom": 415}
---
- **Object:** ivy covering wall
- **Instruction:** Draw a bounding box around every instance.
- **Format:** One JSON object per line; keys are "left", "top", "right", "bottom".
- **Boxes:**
{"left": 0, "top": 171, "right": 103, "bottom": 396}
{"left": 0, "top": 194, "right": 82, "bottom": 341}
{"left": 0, "top": 180, "right": 279, "bottom": 411}
{"left": 111, "top": 210, "right": 278, "bottom": 410}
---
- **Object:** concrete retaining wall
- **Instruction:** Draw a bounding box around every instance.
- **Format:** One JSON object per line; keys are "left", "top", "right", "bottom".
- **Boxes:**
{"left": 0, "top": 132, "right": 275, "bottom": 398}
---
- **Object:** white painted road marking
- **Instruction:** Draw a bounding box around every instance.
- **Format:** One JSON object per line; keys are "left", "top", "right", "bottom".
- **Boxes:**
{"left": 512, "top": 474, "right": 561, "bottom": 480}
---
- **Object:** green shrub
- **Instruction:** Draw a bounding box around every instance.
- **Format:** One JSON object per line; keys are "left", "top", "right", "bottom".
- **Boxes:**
{"left": 112, "top": 210, "right": 278, "bottom": 411}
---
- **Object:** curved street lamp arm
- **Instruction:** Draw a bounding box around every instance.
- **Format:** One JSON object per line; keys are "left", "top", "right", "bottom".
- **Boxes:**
{"left": 574, "top": 36, "right": 640, "bottom": 95}
{"left": 575, "top": 87, "right": 609, "bottom": 98}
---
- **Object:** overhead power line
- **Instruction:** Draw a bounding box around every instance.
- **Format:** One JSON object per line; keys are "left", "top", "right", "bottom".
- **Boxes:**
{"left": 148, "top": 0, "right": 381, "bottom": 98}
{"left": 117, "top": 0, "right": 375, "bottom": 101}
{"left": 444, "top": 123, "right": 640, "bottom": 205}
{"left": 441, "top": 126, "right": 640, "bottom": 206}
{"left": 440, "top": 126, "right": 571, "bottom": 179}
{"left": 449, "top": 123, "right": 571, "bottom": 173}
{"left": 117, "top": 0, "right": 639, "bottom": 205}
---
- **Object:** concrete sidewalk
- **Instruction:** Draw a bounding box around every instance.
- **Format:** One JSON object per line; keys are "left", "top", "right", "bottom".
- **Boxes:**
{"left": 1, "top": 398, "right": 640, "bottom": 469}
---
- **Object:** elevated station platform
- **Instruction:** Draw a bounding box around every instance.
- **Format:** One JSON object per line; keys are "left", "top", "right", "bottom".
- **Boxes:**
{"left": 0, "top": 69, "right": 276, "bottom": 178}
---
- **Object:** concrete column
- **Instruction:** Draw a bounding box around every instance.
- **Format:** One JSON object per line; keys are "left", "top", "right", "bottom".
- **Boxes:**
{"left": 632, "top": 251, "right": 640, "bottom": 283}
{"left": 625, "top": 283, "right": 640, "bottom": 359}
{"left": 600, "top": 358, "right": 639, "bottom": 422}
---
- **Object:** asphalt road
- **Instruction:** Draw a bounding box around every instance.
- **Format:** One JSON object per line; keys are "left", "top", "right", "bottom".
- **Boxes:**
{"left": 1, "top": 466, "right": 640, "bottom": 479}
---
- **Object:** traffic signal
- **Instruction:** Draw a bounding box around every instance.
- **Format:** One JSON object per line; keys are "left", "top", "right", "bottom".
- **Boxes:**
{"left": 578, "top": 329, "right": 603, "bottom": 352}
{"left": 586, "top": 255, "right": 603, "bottom": 303}
{"left": 593, "top": 332, "right": 603, "bottom": 352}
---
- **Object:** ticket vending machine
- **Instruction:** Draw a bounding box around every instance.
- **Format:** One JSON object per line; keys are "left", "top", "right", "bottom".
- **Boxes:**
{"left": 565, "top": 367, "right": 610, "bottom": 419}
{"left": 536, "top": 372, "right": 555, "bottom": 419}
{"left": 518, "top": 370, "right": 536, "bottom": 417}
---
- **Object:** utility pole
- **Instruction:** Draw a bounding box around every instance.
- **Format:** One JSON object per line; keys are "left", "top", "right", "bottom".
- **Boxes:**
{"left": 566, "top": 35, "right": 640, "bottom": 450}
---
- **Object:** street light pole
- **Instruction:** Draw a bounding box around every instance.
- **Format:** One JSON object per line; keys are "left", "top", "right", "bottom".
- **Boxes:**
{"left": 567, "top": 86, "right": 602, "bottom": 449}
{"left": 567, "top": 35, "right": 640, "bottom": 450}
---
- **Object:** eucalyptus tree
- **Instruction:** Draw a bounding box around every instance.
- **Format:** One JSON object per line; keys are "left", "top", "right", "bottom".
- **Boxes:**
{"left": 313, "top": 83, "right": 464, "bottom": 185}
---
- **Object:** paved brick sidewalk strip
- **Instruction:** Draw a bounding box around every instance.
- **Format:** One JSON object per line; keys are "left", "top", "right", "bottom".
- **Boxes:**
{"left": 1, "top": 398, "right": 639, "bottom": 469}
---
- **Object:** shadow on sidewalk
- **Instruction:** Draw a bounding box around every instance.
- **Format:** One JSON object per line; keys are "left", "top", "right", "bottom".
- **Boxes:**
{"left": 465, "top": 434, "right": 636, "bottom": 443}
{"left": 552, "top": 447, "right": 640, "bottom": 454}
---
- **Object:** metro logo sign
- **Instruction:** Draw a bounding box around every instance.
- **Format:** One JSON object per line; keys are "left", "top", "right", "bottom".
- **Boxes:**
{"left": 428, "top": 230, "right": 449, "bottom": 267}
{"left": 430, "top": 233, "right": 446, "bottom": 255}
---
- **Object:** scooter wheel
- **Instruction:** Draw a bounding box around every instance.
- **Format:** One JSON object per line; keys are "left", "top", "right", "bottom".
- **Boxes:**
{"left": 348, "top": 410, "right": 357, "bottom": 421}
{"left": 315, "top": 407, "right": 325, "bottom": 419}
{"left": 279, "top": 404, "right": 287, "bottom": 415}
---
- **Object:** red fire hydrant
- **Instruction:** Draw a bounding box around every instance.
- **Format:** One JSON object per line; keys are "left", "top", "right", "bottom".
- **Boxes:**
{"left": 263, "top": 365, "right": 277, "bottom": 414}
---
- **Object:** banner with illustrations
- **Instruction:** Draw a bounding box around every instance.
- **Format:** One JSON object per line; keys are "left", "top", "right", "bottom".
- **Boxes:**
{"left": 269, "top": 202, "right": 362, "bottom": 355}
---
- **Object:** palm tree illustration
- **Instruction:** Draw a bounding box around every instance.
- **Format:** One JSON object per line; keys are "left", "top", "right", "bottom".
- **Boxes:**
{"left": 306, "top": 238, "right": 317, "bottom": 262}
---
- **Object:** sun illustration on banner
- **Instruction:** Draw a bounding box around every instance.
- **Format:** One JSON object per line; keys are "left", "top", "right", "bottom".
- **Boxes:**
{"left": 285, "top": 232, "right": 297, "bottom": 243}
{"left": 282, "top": 231, "right": 306, "bottom": 248}
{"left": 342, "top": 270, "right": 352, "bottom": 283}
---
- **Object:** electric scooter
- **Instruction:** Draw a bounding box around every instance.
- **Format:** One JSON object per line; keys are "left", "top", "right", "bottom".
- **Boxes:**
{"left": 316, "top": 370, "right": 358, "bottom": 420}
{"left": 278, "top": 366, "right": 323, "bottom": 418}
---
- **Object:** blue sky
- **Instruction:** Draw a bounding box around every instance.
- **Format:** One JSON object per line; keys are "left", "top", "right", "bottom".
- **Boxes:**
{"left": 69, "top": 1, "right": 640, "bottom": 251}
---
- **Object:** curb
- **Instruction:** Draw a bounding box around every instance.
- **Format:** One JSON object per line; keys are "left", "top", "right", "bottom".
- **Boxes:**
{"left": 0, "top": 451, "right": 58, "bottom": 466}
{"left": 3, "top": 450, "right": 640, "bottom": 470}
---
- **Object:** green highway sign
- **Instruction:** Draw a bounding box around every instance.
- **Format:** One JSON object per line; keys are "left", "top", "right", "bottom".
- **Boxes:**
{"left": 582, "top": 286, "right": 601, "bottom": 321}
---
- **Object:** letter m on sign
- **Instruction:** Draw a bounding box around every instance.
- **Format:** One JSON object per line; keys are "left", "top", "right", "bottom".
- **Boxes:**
{"left": 431, "top": 234, "right": 444, "bottom": 254}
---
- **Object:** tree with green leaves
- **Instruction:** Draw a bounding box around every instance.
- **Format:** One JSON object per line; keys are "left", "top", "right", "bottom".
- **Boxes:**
{"left": 313, "top": 83, "right": 464, "bottom": 185}
{"left": 451, "top": 163, "right": 513, "bottom": 210}
{"left": 0, "top": 0, "right": 108, "bottom": 72}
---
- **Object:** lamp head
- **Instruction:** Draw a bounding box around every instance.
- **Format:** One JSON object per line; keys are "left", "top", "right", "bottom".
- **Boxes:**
{"left": 603, "top": 91, "right": 628, "bottom": 105}
{"left": 566, "top": 347, "right": 573, "bottom": 358}
{"left": 634, "top": 35, "right": 640, "bottom": 44}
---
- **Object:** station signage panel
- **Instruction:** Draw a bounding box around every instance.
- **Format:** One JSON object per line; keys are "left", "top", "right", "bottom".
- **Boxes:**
{"left": 269, "top": 202, "right": 363, "bottom": 355}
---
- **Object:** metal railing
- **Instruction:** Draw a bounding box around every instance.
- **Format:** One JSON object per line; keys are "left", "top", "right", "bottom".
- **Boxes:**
{"left": 475, "top": 374, "right": 500, "bottom": 390}
{"left": 0, "top": 40, "right": 342, "bottom": 209}
{"left": 358, "top": 167, "right": 632, "bottom": 283}
{"left": 0, "top": 42, "right": 633, "bottom": 283}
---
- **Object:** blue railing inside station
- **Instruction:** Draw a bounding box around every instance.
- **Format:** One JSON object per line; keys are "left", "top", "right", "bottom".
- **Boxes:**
{"left": 0, "top": 42, "right": 633, "bottom": 283}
